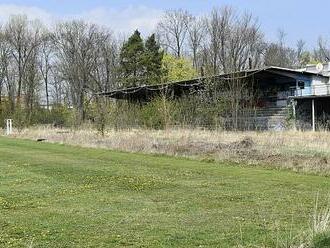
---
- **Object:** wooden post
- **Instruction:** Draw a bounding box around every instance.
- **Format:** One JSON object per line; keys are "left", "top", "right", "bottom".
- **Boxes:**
{"left": 312, "top": 99, "right": 315, "bottom": 132}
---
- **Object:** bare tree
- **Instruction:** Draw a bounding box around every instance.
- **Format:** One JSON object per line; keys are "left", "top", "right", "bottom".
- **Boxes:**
{"left": 50, "top": 66, "right": 64, "bottom": 105}
{"left": 0, "top": 27, "right": 11, "bottom": 106}
{"left": 5, "top": 15, "right": 42, "bottom": 107}
{"left": 184, "top": 16, "right": 205, "bottom": 70}
{"left": 24, "top": 48, "right": 40, "bottom": 116}
{"left": 316, "top": 37, "right": 330, "bottom": 62}
{"left": 206, "top": 7, "right": 264, "bottom": 74}
{"left": 206, "top": 7, "right": 232, "bottom": 74}
{"left": 91, "top": 29, "right": 119, "bottom": 135}
{"left": 296, "top": 39, "right": 305, "bottom": 61}
{"left": 157, "top": 9, "right": 190, "bottom": 58}
{"left": 212, "top": 7, "right": 233, "bottom": 73}
{"left": 277, "top": 29, "right": 286, "bottom": 48}
{"left": 264, "top": 29, "right": 297, "bottom": 68}
{"left": 53, "top": 21, "right": 118, "bottom": 123}
{"left": 225, "top": 12, "right": 264, "bottom": 72}
{"left": 89, "top": 30, "right": 118, "bottom": 93}
{"left": 38, "top": 29, "right": 54, "bottom": 109}
{"left": 53, "top": 21, "right": 91, "bottom": 122}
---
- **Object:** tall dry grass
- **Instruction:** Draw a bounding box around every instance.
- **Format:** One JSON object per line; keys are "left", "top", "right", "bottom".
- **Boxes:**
{"left": 281, "top": 197, "right": 330, "bottom": 248}
{"left": 10, "top": 126, "right": 330, "bottom": 175}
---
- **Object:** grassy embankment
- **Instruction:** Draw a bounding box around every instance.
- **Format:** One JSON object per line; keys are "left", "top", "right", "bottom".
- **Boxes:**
{"left": 0, "top": 136, "right": 330, "bottom": 247}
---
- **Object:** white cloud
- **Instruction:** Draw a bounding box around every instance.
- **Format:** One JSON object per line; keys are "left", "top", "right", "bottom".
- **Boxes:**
{"left": 0, "top": 4, "right": 162, "bottom": 35}
{"left": 0, "top": 4, "right": 54, "bottom": 26}
{"left": 79, "top": 5, "right": 162, "bottom": 35}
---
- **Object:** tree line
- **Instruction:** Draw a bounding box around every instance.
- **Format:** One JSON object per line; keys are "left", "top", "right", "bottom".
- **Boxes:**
{"left": 0, "top": 6, "right": 329, "bottom": 128}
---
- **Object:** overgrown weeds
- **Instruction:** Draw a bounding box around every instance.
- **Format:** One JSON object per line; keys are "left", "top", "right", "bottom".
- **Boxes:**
{"left": 11, "top": 127, "right": 330, "bottom": 176}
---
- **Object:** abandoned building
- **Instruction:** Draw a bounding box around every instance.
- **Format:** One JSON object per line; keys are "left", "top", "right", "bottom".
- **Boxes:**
{"left": 101, "top": 63, "right": 330, "bottom": 131}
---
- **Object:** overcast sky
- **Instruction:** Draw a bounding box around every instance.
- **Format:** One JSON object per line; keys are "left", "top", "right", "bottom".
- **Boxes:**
{"left": 0, "top": 0, "right": 328, "bottom": 48}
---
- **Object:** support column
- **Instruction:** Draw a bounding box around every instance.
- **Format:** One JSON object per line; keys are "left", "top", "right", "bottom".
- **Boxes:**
{"left": 312, "top": 99, "right": 315, "bottom": 132}
{"left": 292, "top": 99, "right": 296, "bottom": 131}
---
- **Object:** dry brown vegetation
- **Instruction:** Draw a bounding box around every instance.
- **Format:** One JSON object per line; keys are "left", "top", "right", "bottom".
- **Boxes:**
{"left": 11, "top": 126, "right": 330, "bottom": 175}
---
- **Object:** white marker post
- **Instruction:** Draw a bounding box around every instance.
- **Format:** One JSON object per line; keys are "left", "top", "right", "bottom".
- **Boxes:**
{"left": 5, "top": 119, "right": 13, "bottom": 135}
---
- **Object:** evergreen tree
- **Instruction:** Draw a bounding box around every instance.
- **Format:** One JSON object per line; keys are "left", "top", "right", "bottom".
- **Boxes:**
{"left": 144, "top": 34, "right": 164, "bottom": 85}
{"left": 119, "top": 30, "right": 145, "bottom": 87}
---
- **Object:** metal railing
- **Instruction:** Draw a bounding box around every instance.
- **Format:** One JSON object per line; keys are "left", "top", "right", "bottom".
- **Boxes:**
{"left": 289, "top": 84, "right": 330, "bottom": 97}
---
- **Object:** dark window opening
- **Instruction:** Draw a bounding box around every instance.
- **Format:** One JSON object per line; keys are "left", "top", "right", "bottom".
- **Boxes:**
{"left": 298, "top": 81, "right": 305, "bottom": 89}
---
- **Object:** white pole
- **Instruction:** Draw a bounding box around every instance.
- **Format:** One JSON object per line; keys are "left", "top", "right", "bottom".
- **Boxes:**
{"left": 312, "top": 99, "right": 315, "bottom": 132}
{"left": 6, "top": 119, "right": 8, "bottom": 135}
{"left": 292, "top": 100, "right": 296, "bottom": 131}
{"left": 5, "top": 119, "right": 13, "bottom": 135}
{"left": 9, "top": 119, "right": 12, "bottom": 134}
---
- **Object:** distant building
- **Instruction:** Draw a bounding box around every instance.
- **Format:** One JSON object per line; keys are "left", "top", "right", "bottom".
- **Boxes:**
{"left": 101, "top": 64, "right": 330, "bottom": 131}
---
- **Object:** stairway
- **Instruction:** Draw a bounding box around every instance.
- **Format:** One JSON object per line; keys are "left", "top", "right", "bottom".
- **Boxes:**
{"left": 232, "top": 106, "right": 289, "bottom": 130}
{"left": 225, "top": 106, "right": 290, "bottom": 130}
{"left": 251, "top": 106, "right": 289, "bottom": 130}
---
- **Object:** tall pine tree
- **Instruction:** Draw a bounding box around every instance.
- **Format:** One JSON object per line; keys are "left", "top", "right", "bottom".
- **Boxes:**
{"left": 119, "top": 31, "right": 164, "bottom": 87}
{"left": 119, "top": 30, "right": 145, "bottom": 87}
{"left": 144, "top": 34, "right": 164, "bottom": 85}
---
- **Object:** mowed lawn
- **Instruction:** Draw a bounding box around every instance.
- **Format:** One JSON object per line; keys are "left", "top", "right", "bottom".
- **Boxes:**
{"left": 0, "top": 138, "right": 329, "bottom": 247}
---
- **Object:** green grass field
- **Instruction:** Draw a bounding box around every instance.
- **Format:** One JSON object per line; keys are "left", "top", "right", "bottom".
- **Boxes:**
{"left": 0, "top": 137, "right": 329, "bottom": 247}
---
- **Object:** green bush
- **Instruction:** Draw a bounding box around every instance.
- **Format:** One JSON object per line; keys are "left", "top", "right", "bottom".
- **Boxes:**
{"left": 140, "top": 97, "right": 174, "bottom": 129}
